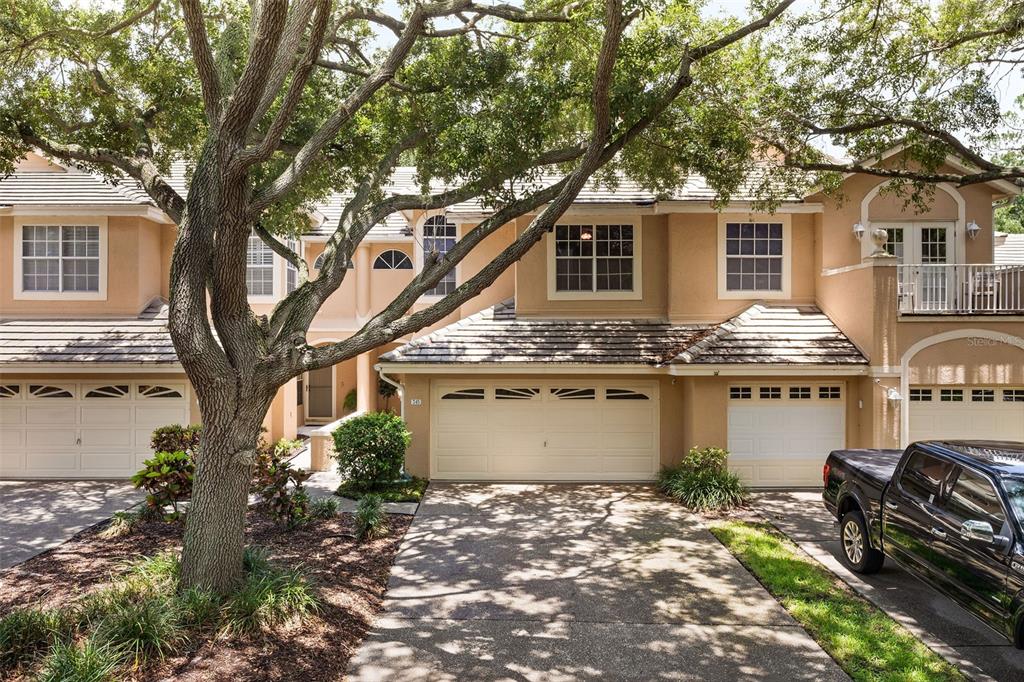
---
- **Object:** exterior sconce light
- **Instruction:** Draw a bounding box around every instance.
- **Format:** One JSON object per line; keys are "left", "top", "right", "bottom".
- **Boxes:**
{"left": 885, "top": 387, "right": 902, "bottom": 402}
{"left": 852, "top": 222, "right": 865, "bottom": 240}
{"left": 966, "top": 220, "right": 981, "bottom": 240}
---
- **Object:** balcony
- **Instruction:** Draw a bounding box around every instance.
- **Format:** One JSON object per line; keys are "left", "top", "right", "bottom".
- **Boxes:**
{"left": 897, "top": 264, "right": 1024, "bottom": 315}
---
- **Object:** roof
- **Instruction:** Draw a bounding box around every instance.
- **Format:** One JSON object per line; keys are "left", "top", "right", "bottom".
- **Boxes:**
{"left": 0, "top": 171, "right": 152, "bottom": 207}
{"left": 995, "top": 232, "right": 1024, "bottom": 264}
{"left": 0, "top": 300, "right": 178, "bottom": 364}
{"left": 379, "top": 299, "right": 710, "bottom": 365}
{"left": 671, "top": 303, "right": 868, "bottom": 365}
{"left": 379, "top": 300, "right": 868, "bottom": 367}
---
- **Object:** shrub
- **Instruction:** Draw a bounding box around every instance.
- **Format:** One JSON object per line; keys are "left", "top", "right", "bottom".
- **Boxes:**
{"left": 150, "top": 424, "right": 202, "bottom": 457}
{"left": 131, "top": 450, "right": 194, "bottom": 520}
{"left": 36, "top": 639, "right": 120, "bottom": 682}
{"left": 220, "top": 552, "right": 319, "bottom": 636}
{"left": 0, "top": 607, "right": 67, "bottom": 672}
{"left": 378, "top": 377, "right": 398, "bottom": 413}
{"left": 177, "top": 587, "right": 221, "bottom": 629}
{"left": 97, "top": 511, "right": 140, "bottom": 539}
{"left": 308, "top": 496, "right": 339, "bottom": 519}
{"left": 354, "top": 494, "right": 388, "bottom": 541}
{"left": 343, "top": 388, "right": 357, "bottom": 412}
{"left": 92, "top": 591, "right": 185, "bottom": 665}
{"left": 332, "top": 412, "right": 410, "bottom": 489}
{"left": 658, "top": 446, "right": 748, "bottom": 511}
{"left": 252, "top": 449, "right": 312, "bottom": 527}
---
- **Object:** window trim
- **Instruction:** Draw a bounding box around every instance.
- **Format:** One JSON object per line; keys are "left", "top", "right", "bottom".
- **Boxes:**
{"left": 716, "top": 214, "right": 792, "bottom": 300}
{"left": 246, "top": 230, "right": 283, "bottom": 303}
{"left": 13, "top": 217, "right": 108, "bottom": 301}
{"left": 414, "top": 213, "right": 460, "bottom": 300}
{"left": 545, "top": 218, "right": 643, "bottom": 301}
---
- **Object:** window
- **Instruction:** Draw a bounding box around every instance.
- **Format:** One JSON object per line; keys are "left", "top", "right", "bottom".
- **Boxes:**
{"left": 606, "top": 388, "right": 649, "bottom": 400}
{"left": 789, "top": 386, "right": 811, "bottom": 400}
{"left": 883, "top": 227, "right": 904, "bottom": 261}
{"left": 0, "top": 385, "right": 20, "bottom": 398}
{"left": 374, "top": 250, "right": 413, "bottom": 270}
{"left": 1004, "top": 389, "right": 1024, "bottom": 402}
{"left": 423, "top": 216, "right": 457, "bottom": 296}
{"left": 724, "top": 222, "right": 783, "bottom": 292}
{"left": 729, "top": 386, "right": 752, "bottom": 400}
{"left": 495, "top": 387, "right": 540, "bottom": 400}
{"left": 246, "top": 230, "right": 275, "bottom": 297}
{"left": 944, "top": 468, "right": 1006, "bottom": 532}
{"left": 971, "top": 389, "right": 995, "bottom": 403}
{"left": 285, "top": 239, "right": 299, "bottom": 294}
{"left": 550, "top": 387, "right": 596, "bottom": 400}
{"left": 553, "top": 224, "right": 636, "bottom": 294}
{"left": 138, "top": 385, "right": 183, "bottom": 398}
{"left": 940, "top": 389, "right": 964, "bottom": 402}
{"left": 819, "top": 386, "right": 842, "bottom": 399}
{"left": 84, "top": 385, "right": 129, "bottom": 399}
{"left": 29, "top": 384, "right": 73, "bottom": 398}
{"left": 441, "top": 388, "right": 484, "bottom": 400}
{"left": 899, "top": 450, "right": 955, "bottom": 503}
{"left": 909, "top": 388, "right": 932, "bottom": 402}
{"left": 760, "top": 386, "right": 782, "bottom": 400}
{"left": 21, "top": 225, "right": 101, "bottom": 294}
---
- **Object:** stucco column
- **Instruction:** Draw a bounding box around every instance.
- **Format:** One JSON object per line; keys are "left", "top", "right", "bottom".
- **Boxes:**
{"left": 355, "top": 244, "right": 373, "bottom": 412}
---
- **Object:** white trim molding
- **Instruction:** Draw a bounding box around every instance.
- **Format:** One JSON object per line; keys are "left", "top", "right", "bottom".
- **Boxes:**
{"left": 717, "top": 213, "right": 792, "bottom": 300}
{"left": 12, "top": 217, "right": 108, "bottom": 301}
{"left": 545, "top": 219, "right": 643, "bottom": 301}
{"left": 898, "top": 328, "right": 1024, "bottom": 447}
{"left": 860, "top": 180, "right": 966, "bottom": 262}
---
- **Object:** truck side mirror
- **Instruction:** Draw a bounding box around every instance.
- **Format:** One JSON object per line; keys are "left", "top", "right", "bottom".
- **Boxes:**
{"left": 960, "top": 519, "right": 994, "bottom": 543}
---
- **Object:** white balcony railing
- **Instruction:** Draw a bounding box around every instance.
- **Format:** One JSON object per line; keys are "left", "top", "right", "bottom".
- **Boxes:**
{"left": 897, "top": 264, "right": 1024, "bottom": 314}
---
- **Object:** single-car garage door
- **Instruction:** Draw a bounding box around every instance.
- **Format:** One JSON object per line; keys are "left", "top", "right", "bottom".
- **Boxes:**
{"left": 727, "top": 383, "right": 846, "bottom": 487}
{"left": 908, "top": 386, "right": 1024, "bottom": 442}
{"left": 0, "top": 381, "right": 190, "bottom": 479}
{"left": 431, "top": 380, "right": 659, "bottom": 481}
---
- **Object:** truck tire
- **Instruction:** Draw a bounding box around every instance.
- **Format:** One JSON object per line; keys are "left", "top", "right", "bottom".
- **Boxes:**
{"left": 839, "top": 510, "right": 884, "bottom": 574}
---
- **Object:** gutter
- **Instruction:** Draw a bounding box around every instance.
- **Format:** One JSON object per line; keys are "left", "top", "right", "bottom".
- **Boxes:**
{"left": 376, "top": 364, "right": 405, "bottom": 418}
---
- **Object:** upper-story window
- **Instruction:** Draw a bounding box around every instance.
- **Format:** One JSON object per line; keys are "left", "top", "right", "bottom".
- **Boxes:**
{"left": 246, "top": 230, "right": 275, "bottom": 297}
{"left": 547, "top": 222, "right": 642, "bottom": 300}
{"left": 718, "top": 216, "right": 790, "bottom": 300}
{"left": 16, "top": 223, "right": 106, "bottom": 300}
{"left": 422, "top": 216, "right": 457, "bottom": 296}
{"left": 285, "top": 238, "right": 299, "bottom": 294}
{"left": 374, "top": 249, "right": 413, "bottom": 270}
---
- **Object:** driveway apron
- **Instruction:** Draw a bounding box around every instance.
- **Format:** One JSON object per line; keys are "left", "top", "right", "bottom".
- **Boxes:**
{"left": 349, "top": 484, "right": 848, "bottom": 681}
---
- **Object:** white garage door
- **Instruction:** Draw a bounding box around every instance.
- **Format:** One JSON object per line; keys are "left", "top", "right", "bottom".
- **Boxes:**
{"left": 0, "top": 381, "right": 190, "bottom": 479}
{"left": 431, "top": 381, "right": 659, "bottom": 481}
{"left": 727, "top": 383, "right": 846, "bottom": 488}
{"left": 908, "top": 386, "right": 1024, "bottom": 442}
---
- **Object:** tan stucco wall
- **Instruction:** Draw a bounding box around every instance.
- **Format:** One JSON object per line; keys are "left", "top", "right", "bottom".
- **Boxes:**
{"left": 906, "top": 335, "right": 1024, "bottom": 385}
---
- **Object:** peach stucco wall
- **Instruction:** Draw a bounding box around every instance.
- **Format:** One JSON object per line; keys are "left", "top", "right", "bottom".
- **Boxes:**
{"left": 907, "top": 336, "right": 1024, "bottom": 385}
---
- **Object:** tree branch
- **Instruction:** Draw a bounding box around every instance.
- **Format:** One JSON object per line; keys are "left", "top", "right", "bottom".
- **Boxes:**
{"left": 180, "top": 0, "right": 224, "bottom": 124}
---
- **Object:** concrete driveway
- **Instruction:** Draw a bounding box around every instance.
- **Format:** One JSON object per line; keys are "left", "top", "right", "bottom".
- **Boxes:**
{"left": 0, "top": 480, "right": 142, "bottom": 569}
{"left": 754, "top": 491, "right": 1024, "bottom": 682}
{"left": 349, "top": 484, "right": 848, "bottom": 681}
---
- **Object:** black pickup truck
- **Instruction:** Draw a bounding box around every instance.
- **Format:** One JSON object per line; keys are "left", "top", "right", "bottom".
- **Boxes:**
{"left": 823, "top": 440, "right": 1024, "bottom": 647}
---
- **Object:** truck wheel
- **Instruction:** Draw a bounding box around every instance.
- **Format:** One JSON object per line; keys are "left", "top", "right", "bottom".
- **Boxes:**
{"left": 839, "top": 510, "right": 884, "bottom": 574}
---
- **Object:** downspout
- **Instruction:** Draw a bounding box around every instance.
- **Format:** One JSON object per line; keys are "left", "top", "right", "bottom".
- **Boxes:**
{"left": 376, "top": 364, "right": 405, "bottom": 419}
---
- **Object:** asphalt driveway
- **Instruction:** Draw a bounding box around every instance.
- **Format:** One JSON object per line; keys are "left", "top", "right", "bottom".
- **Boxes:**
{"left": 754, "top": 491, "right": 1024, "bottom": 682}
{"left": 348, "top": 484, "right": 848, "bottom": 681}
{"left": 0, "top": 480, "right": 142, "bottom": 569}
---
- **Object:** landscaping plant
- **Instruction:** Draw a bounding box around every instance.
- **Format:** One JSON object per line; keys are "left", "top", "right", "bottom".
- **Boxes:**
{"left": 35, "top": 638, "right": 121, "bottom": 682}
{"left": 0, "top": 607, "right": 67, "bottom": 673}
{"left": 97, "top": 511, "right": 141, "bottom": 539}
{"left": 333, "top": 412, "right": 411, "bottom": 491}
{"left": 354, "top": 494, "right": 389, "bottom": 542}
{"left": 658, "top": 447, "right": 748, "bottom": 511}
{"left": 251, "top": 445, "right": 313, "bottom": 527}
{"left": 131, "top": 450, "right": 195, "bottom": 520}
{"left": 308, "top": 496, "right": 340, "bottom": 519}
{"left": 150, "top": 424, "right": 202, "bottom": 457}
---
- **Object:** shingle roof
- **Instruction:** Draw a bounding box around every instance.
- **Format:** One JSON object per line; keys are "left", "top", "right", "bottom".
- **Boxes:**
{"left": 995, "top": 232, "right": 1024, "bottom": 264}
{"left": 0, "top": 300, "right": 178, "bottom": 364}
{"left": 672, "top": 304, "right": 867, "bottom": 365}
{"left": 0, "top": 171, "right": 152, "bottom": 207}
{"left": 379, "top": 299, "right": 710, "bottom": 365}
{"left": 380, "top": 301, "right": 868, "bottom": 367}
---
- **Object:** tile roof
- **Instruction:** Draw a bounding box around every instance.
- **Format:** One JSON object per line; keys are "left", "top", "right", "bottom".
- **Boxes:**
{"left": 0, "top": 171, "right": 152, "bottom": 207}
{"left": 380, "top": 301, "right": 868, "bottom": 367}
{"left": 671, "top": 304, "right": 867, "bottom": 365}
{"left": 0, "top": 300, "right": 179, "bottom": 364}
{"left": 995, "top": 232, "right": 1024, "bottom": 264}
{"left": 379, "top": 300, "right": 710, "bottom": 365}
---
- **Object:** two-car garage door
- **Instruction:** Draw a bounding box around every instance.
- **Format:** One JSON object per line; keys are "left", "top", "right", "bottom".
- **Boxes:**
{"left": 0, "top": 381, "right": 190, "bottom": 479}
{"left": 431, "top": 381, "right": 659, "bottom": 481}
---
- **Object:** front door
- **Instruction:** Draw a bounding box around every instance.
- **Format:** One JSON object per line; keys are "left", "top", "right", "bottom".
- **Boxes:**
{"left": 305, "top": 366, "right": 334, "bottom": 423}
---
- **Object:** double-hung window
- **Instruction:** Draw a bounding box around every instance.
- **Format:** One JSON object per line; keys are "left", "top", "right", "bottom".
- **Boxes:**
{"left": 550, "top": 223, "right": 639, "bottom": 298}
{"left": 422, "top": 216, "right": 457, "bottom": 296}
{"left": 246, "top": 230, "right": 275, "bottom": 297}
{"left": 19, "top": 224, "right": 103, "bottom": 297}
{"left": 719, "top": 217, "right": 790, "bottom": 299}
{"left": 285, "top": 238, "right": 299, "bottom": 294}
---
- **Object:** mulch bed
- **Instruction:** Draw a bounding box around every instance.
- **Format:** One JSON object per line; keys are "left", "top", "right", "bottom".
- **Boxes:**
{"left": 0, "top": 512, "right": 412, "bottom": 681}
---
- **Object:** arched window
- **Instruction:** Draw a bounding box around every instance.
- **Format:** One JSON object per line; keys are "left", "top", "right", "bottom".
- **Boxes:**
{"left": 423, "top": 215, "right": 457, "bottom": 295}
{"left": 373, "top": 249, "right": 413, "bottom": 270}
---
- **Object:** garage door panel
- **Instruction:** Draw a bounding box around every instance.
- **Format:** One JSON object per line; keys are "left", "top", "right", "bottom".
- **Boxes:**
{"left": 81, "top": 452, "right": 134, "bottom": 471}
{"left": 30, "top": 452, "right": 81, "bottom": 471}
{"left": 1, "top": 428, "right": 24, "bottom": 448}
{"left": 544, "top": 432, "right": 606, "bottom": 450}
{"left": 81, "top": 406, "right": 132, "bottom": 425}
{"left": 602, "top": 406, "right": 656, "bottom": 427}
{"left": 434, "top": 454, "right": 491, "bottom": 476}
{"left": 435, "top": 431, "right": 488, "bottom": 450}
{"left": 26, "top": 405, "right": 76, "bottom": 424}
{"left": 604, "top": 454, "right": 659, "bottom": 474}
{"left": 27, "top": 429, "right": 78, "bottom": 448}
{"left": 0, "top": 405, "right": 24, "bottom": 424}
{"left": 80, "top": 429, "right": 133, "bottom": 448}
{"left": 135, "top": 406, "right": 188, "bottom": 427}
{"left": 1, "top": 451, "right": 26, "bottom": 471}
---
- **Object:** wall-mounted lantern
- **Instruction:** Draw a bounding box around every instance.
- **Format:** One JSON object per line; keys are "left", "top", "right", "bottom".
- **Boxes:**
{"left": 852, "top": 222, "right": 865, "bottom": 240}
{"left": 966, "top": 220, "right": 981, "bottom": 240}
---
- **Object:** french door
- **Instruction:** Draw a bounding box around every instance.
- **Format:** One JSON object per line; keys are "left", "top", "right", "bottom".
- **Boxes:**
{"left": 879, "top": 222, "right": 955, "bottom": 310}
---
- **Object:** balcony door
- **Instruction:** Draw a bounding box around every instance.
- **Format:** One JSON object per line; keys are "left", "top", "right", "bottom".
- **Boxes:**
{"left": 879, "top": 222, "right": 955, "bottom": 310}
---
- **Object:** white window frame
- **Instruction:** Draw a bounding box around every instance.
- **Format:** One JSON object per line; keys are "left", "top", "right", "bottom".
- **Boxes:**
{"left": 285, "top": 238, "right": 299, "bottom": 294}
{"left": 717, "top": 214, "right": 791, "bottom": 300}
{"left": 13, "top": 217, "right": 108, "bottom": 301}
{"left": 545, "top": 218, "right": 643, "bottom": 301}
{"left": 246, "top": 230, "right": 280, "bottom": 303}
{"left": 414, "top": 213, "right": 460, "bottom": 300}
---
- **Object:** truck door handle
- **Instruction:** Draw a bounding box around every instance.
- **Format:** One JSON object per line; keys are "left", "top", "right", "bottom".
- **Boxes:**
{"left": 930, "top": 527, "right": 947, "bottom": 540}
{"left": 884, "top": 501, "right": 898, "bottom": 511}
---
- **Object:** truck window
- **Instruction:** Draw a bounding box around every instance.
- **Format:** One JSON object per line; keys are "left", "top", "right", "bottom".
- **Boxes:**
{"left": 898, "top": 451, "right": 954, "bottom": 504}
{"left": 945, "top": 468, "right": 1006, "bottom": 532}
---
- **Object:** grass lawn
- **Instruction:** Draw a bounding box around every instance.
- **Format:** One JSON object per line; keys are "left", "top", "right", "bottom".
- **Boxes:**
{"left": 710, "top": 520, "right": 966, "bottom": 682}
{"left": 335, "top": 476, "right": 429, "bottom": 503}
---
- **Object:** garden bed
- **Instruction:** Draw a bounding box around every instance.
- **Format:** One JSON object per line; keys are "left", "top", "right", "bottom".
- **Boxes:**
{"left": 0, "top": 511, "right": 411, "bottom": 681}
{"left": 335, "top": 476, "right": 429, "bottom": 503}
